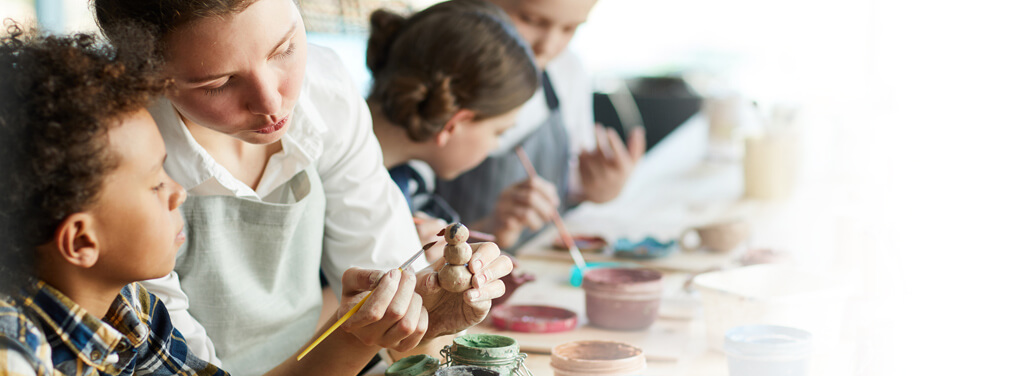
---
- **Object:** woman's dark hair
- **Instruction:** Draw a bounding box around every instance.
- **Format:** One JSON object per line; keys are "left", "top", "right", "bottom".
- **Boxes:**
{"left": 93, "top": 0, "right": 256, "bottom": 45}
{"left": 0, "top": 22, "right": 170, "bottom": 295}
{"left": 367, "top": 0, "right": 540, "bottom": 142}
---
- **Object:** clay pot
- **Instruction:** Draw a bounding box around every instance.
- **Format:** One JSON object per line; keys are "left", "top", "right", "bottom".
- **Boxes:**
{"left": 582, "top": 268, "right": 664, "bottom": 330}
{"left": 680, "top": 220, "right": 750, "bottom": 253}
{"left": 550, "top": 340, "right": 646, "bottom": 376}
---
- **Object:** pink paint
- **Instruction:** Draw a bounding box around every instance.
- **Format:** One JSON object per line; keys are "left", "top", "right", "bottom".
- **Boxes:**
{"left": 582, "top": 268, "right": 664, "bottom": 330}
{"left": 491, "top": 304, "right": 578, "bottom": 333}
{"left": 550, "top": 340, "right": 646, "bottom": 376}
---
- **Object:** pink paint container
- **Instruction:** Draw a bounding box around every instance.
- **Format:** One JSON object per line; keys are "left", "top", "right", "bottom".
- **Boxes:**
{"left": 582, "top": 267, "right": 664, "bottom": 330}
{"left": 550, "top": 340, "right": 646, "bottom": 376}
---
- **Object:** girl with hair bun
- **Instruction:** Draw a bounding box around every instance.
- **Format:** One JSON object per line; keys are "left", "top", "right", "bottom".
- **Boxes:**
{"left": 366, "top": 0, "right": 541, "bottom": 249}
{"left": 436, "top": 0, "right": 648, "bottom": 250}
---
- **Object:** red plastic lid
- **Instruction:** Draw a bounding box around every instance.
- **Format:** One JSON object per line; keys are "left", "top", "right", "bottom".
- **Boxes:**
{"left": 491, "top": 304, "right": 578, "bottom": 333}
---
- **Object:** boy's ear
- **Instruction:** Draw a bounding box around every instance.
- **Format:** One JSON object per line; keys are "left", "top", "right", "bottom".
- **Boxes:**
{"left": 434, "top": 109, "right": 476, "bottom": 147}
{"left": 54, "top": 213, "right": 100, "bottom": 268}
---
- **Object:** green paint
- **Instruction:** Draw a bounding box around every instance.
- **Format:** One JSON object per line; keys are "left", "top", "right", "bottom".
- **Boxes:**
{"left": 454, "top": 334, "right": 517, "bottom": 349}
{"left": 447, "top": 334, "right": 530, "bottom": 376}
{"left": 385, "top": 354, "right": 440, "bottom": 376}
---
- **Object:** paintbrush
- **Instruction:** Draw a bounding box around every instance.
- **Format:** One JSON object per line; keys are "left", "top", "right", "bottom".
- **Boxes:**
{"left": 412, "top": 217, "right": 496, "bottom": 242}
{"left": 514, "top": 147, "right": 588, "bottom": 273}
{"left": 296, "top": 240, "right": 437, "bottom": 361}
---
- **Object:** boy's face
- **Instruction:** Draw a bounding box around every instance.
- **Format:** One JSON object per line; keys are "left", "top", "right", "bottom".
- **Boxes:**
{"left": 88, "top": 109, "right": 187, "bottom": 282}
{"left": 496, "top": 0, "right": 598, "bottom": 69}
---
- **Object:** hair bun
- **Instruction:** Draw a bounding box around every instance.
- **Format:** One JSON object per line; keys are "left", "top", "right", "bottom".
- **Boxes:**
{"left": 367, "top": 9, "right": 407, "bottom": 74}
{"left": 382, "top": 72, "right": 457, "bottom": 142}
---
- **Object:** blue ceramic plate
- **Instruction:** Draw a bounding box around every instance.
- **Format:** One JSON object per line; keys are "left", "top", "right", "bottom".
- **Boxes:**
{"left": 613, "top": 237, "right": 676, "bottom": 260}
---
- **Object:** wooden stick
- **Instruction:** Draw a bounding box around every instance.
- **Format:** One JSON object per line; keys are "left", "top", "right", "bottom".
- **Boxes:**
{"left": 296, "top": 241, "right": 436, "bottom": 361}
{"left": 514, "top": 147, "right": 588, "bottom": 273}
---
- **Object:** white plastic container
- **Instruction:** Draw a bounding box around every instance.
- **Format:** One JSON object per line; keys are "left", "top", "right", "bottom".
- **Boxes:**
{"left": 724, "top": 324, "right": 812, "bottom": 376}
{"left": 692, "top": 264, "right": 846, "bottom": 352}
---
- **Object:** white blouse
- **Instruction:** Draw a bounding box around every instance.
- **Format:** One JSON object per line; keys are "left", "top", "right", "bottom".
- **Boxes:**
{"left": 142, "top": 45, "right": 423, "bottom": 365}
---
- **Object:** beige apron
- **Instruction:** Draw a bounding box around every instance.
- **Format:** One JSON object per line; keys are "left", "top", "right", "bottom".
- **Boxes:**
{"left": 175, "top": 168, "right": 325, "bottom": 376}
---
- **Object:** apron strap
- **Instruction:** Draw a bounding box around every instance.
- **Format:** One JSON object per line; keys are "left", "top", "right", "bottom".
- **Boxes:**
{"left": 542, "top": 71, "right": 560, "bottom": 111}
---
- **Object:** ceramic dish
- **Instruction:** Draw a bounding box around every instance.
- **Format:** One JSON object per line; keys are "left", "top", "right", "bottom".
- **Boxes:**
{"left": 613, "top": 237, "right": 675, "bottom": 259}
{"left": 490, "top": 304, "right": 578, "bottom": 333}
{"left": 552, "top": 235, "right": 610, "bottom": 253}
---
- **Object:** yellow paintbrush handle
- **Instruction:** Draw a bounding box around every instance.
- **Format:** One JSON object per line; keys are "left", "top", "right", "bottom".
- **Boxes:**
{"left": 296, "top": 290, "right": 373, "bottom": 361}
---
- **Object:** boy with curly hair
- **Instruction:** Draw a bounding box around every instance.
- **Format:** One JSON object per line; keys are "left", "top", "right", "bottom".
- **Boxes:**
{"left": 0, "top": 24, "right": 225, "bottom": 375}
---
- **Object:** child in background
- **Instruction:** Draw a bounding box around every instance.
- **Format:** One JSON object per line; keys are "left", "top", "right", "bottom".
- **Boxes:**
{"left": 435, "top": 0, "right": 646, "bottom": 250}
{"left": 365, "top": 0, "right": 540, "bottom": 252}
{"left": 0, "top": 25, "right": 423, "bottom": 376}
{"left": 0, "top": 25, "right": 224, "bottom": 376}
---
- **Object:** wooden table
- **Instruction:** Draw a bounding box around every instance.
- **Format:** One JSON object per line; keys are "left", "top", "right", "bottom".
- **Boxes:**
{"left": 463, "top": 114, "right": 863, "bottom": 375}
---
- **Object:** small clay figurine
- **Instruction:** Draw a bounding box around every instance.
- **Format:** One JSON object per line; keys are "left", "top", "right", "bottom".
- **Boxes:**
{"left": 439, "top": 264, "right": 472, "bottom": 292}
{"left": 444, "top": 242, "right": 472, "bottom": 265}
{"left": 444, "top": 223, "right": 469, "bottom": 244}
{"left": 438, "top": 223, "right": 473, "bottom": 292}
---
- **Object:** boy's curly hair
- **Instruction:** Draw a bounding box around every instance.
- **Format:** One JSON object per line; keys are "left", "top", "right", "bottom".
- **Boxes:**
{"left": 0, "top": 22, "right": 170, "bottom": 295}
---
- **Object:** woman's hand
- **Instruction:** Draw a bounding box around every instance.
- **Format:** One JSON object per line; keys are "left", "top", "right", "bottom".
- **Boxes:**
{"left": 488, "top": 177, "right": 559, "bottom": 248}
{"left": 578, "top": 125, "right": 645, "bottom": 203}
{"left": 415, "top": 241, "right": 512, "bottom": 338}
{"left": 334, "top": 267, "right": 429, "bottom": 352}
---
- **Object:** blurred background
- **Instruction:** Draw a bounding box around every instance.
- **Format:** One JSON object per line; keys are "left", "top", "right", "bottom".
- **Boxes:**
{"left": 3, "top": 0, "right": 1023, "bottom": 374}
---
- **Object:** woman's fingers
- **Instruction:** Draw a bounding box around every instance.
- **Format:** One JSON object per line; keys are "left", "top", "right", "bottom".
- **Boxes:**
{"left": 339, "top": 266, "right": 384, "bottom": 295}
{"left": 466, "top": 276, "right": 506, "bottom": 305}
{"left": 380, "top": 292, "right": 426, "bottom": 351}
{"left": 393, "top": 302, "right": 429, "bottom": 351}
{"left": 341, "top": 269, "right": 401, "bottom": 329}
{"left": 466, "top": 243, "right": 512, "bottom": 302}
{"left": 341, "top": 268, "right": 430, "bottom": 349}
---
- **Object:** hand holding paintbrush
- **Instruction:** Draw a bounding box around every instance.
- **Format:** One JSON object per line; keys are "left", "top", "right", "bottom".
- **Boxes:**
{"left": 298, "top": 223, "right": 514, "bottom": 360}
{"left": 515, "top": 147, "right": 589, "bottom": 273}
{"left": 297, "top": 241, "right": 436, "bottom": 360}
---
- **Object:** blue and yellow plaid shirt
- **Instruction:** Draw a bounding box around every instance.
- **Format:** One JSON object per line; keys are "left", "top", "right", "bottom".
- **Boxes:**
{"left": 0, "top": 281, "right": 227, "bottom": 376}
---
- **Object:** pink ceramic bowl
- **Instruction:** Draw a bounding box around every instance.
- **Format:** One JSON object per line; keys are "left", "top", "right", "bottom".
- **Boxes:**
{"left": 491, "top": 304, "right": 578, "bottom": 333}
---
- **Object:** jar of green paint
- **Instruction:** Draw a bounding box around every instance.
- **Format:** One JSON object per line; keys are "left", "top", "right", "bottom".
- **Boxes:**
{"left": 441, "top": 334, "right": 532, "bottom": 376}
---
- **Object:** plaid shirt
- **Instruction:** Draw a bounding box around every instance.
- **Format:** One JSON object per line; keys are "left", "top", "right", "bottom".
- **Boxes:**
{"left": 0, "top": 281, "right": 227, "bottom": 376}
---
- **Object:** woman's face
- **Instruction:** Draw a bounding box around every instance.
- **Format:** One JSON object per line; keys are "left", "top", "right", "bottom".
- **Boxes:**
{"left": 431, "top": 108, "right": 521, "bottom": 180}
{"left": 163, "top": 0, "right": 307, "bottom": 145}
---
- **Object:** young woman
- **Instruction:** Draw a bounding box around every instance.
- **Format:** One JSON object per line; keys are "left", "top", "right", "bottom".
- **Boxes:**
{"left": 435, "top": 0, "right": 647, "bottom": 250}
{"left": 92, "top": 0, "right": 513, "bottom": 374}
{"left": 364, "top": 0, "right": 540, "bottom": 253}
